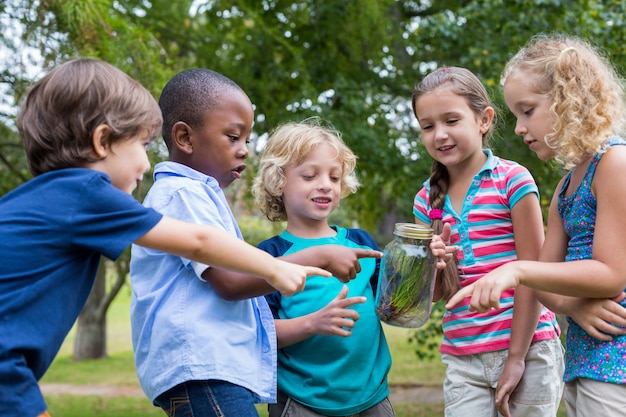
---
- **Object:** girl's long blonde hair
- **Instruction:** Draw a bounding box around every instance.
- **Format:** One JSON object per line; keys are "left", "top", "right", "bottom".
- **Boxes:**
{"left": 501, "top": 33, "right": 626, "bottom": 169}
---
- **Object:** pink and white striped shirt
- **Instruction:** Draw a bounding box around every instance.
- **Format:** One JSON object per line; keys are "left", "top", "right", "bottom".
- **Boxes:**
{"left": 413, "top": 150, "right": 560, "bottom": 355}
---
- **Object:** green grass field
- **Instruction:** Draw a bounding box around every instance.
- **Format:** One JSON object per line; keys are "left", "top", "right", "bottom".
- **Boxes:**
{"left": 41, "top": 290, "right": 565, "bottom": 417}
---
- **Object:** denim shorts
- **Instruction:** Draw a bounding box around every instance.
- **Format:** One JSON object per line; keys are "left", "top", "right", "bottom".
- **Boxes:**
{"left": 154, "top": 379, "right": 260, "bottom": 417}
{"left": 441, "top": 338, "right": 565, "bottom": 417}
{"left": 268, "top": 390, "right": 395, "bottom": 417}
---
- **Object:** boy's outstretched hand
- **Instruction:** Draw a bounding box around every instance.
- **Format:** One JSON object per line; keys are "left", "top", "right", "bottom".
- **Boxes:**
{"left": 269, "top": 259, "right": 331, "bottom": 296}
{"left": 318, "top": 246, "right": 383, "bottom": 283}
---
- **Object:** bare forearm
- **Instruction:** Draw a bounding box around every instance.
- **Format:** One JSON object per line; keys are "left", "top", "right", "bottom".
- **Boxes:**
{"left": 275, "top": 317, "right": 316, "bottom": 348}
{"left": 512, "top": 260, "right": 624, "bottom": 298}
{"left": 202, "top": 268, "right": 275, "bottom": 301}
{"left": 508, "top": 286, "right": 542, "bottom": 358}
{"left": 138, "top": 219, "right": 287, "bottom": 279}
{"left": 280, "top": 246, "right": 329, "bottom": 270}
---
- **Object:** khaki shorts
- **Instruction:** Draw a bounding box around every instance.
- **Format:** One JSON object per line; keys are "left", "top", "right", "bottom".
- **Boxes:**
{"left": 441, "top": 338, "right": 565, "bottom": 417}
{"left": 564, "top": 377, "right": 626, "bottom": 417}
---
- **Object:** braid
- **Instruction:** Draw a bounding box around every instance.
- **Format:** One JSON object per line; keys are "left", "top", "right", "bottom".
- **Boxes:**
{"left": 429, "top": 161, "right": 460, "bottom": 301}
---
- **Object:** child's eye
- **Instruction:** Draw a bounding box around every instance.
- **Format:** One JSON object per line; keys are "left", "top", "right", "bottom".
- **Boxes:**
{"left": 446, "top": 118, "right": 459, "bottom": 125}
{"left": 331, "top": 176, "right": 341, "bottom": 182}
{"left": 420, "top": 124, "right": 433, "bottom": 131}
{"left": 228, "top": 135, "right": 239, "bottom": 142}
{"left": 523, "top": 108, "right": 534, "bottom": 116}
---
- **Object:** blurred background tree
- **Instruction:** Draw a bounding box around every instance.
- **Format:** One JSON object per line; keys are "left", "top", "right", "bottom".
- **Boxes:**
{"left": 0, "top": 0, "right": 623, "bottom": 358}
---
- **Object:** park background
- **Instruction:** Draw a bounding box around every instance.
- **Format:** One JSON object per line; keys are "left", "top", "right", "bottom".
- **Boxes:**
{"left": 0, "top": 0, "right": 623, "bottom": 414}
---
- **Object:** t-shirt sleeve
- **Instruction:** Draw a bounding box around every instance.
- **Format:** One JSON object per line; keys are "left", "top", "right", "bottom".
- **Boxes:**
{"left": 413, "top": 186, "right": 430, "bottom": 224}
{"left": 71, "top": 175, "right": 163, "bottom": 260}
{"left": 506, "top": 164, "right": 539, "bottom": 209}
{"left": 343, "top": 228, "right": 382, "bottom": 296}
{"left": 258, "top": 237, "right": 290, "bottom": 318}
{"left": 144, "top": 182, "right": 237, "bottom": 277}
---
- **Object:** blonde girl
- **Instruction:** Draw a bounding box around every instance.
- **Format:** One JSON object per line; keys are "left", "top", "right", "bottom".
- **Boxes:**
{"left": 448, "top": 34, "right": 626, "bottom": 417}
{"left": 413, "top": 67, "right": 564, "bottom": 417}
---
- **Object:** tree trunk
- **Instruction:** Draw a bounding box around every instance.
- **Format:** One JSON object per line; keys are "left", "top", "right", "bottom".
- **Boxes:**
{"left": 73, "top": 259, "right": 107, "bottom": 360}
{"left": 73, "top": 254, "right": 129, "bottom": 360}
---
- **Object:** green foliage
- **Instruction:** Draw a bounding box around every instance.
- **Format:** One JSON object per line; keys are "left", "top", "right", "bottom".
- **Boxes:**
{"left": 4, "top": 0, "right": 626, "bottom": 231}
{"left": 0, "top": 122, "right": 30, "bottom": 196}
{"left": 408, "top": 301, "right": 445, "bottom": 361}
{"left": 237, "top": 215, "right": 283, "bottom": 246}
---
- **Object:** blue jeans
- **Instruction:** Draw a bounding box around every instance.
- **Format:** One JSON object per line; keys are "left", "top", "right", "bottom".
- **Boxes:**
{"left": 154, "top": 380, "right": 260, "bottom": 417}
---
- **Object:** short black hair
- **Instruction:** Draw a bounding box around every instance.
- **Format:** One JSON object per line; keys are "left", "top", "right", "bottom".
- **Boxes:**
{"left": 158, "top": 68, "right": 244, "bottom": 150}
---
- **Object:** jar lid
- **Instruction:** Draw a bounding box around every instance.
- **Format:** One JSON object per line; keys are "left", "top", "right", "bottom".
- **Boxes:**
{"left": 393, "top": 223, "right": 433, "bottom": 239}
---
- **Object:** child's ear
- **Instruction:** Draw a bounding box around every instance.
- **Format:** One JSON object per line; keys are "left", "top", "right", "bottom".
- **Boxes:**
{"left": 172, "top": 121, "right": 193, "bottom": 154}
{"left": 92, "top": 124, "right": 111, "bottom": 158}
{"left": 479, "top": 106, "right": 495, "bottom": 134}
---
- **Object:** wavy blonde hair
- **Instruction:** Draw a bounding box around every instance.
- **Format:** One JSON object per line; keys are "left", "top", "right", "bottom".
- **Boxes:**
{"left": 501, "top": 33, "right": 626, "bottom": 169}
{"left": 252, "top": 117, "right": 359, "bottom": 222}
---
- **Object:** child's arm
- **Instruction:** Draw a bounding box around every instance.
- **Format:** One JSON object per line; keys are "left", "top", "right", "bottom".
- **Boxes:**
{"left": 495, "top": 193, "right": 545, "bottom": 417}
{"left": 202, "top": 245, "right": 383, "bottom": 300}
{"left": 274, "top": 285, "right": 366, "bottom": 348}
{"left": 282, "top": 245, "right": 383, "bottom": 283}
{"left": 449, "top": 152, "right": 626, "bottom": 310}
{"left": 134, "top": 216, "right": 330, "bottom": 296}
{"left": 547, "top": 294, "right": 626, "bottom": 341}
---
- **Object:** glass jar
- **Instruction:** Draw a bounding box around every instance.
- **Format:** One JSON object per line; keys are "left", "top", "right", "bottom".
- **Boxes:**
{"left": 375, "top": 223, "right": 437, "bottom": 328}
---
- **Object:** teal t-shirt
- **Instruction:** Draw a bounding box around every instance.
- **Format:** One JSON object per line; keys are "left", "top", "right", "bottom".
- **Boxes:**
{"left": 259, "top": 226, "right": 392, "bottom": 416}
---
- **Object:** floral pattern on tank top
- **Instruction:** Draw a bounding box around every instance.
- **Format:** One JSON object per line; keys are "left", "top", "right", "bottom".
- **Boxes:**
{"left": 558, "top": 136, "right": 626, "bottom": 384}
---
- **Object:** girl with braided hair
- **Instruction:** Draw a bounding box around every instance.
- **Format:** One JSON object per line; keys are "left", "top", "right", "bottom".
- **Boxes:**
{"left": 412, "top": 66, "right": 563, "bottom": 417}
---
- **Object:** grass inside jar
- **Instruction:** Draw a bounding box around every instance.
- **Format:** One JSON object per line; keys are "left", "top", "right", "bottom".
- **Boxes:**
{"left": 377, "top": 242, "right": 433, "bottom": 325}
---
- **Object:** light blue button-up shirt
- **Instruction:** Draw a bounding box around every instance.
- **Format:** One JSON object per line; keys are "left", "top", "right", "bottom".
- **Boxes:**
{"left": 130, "top": 161, "right": 276, "bottom": 403}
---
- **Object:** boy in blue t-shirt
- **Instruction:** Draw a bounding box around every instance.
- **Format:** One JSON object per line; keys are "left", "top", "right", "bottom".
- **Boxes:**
{"left": 0, "top": 59, "right": 330, "bottom": 417}
{"left": 252, "top": 119, "right": 395, "bottom": 417}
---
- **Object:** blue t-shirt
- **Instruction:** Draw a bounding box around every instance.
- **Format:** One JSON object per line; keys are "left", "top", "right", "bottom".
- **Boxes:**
{"left": 259, "top": 227, "right": 392, "bottom": 416}
{"left": 0, "top": 168, "right": 162, "bottom": 416}
{"left": 130, "top": 161, "right": 277, "bottom": 403}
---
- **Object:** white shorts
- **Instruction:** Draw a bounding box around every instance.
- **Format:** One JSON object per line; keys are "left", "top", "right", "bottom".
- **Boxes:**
{"left": 564, "top": 377, "right": 626, "bottom": 417}
{"left": 441, "top": 338, "right": 565, "bottom": 417}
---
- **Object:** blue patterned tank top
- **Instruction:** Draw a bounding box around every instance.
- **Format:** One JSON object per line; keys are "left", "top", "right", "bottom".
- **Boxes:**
{"left": 559, "top": 136, "right": 626, "bottom": 384}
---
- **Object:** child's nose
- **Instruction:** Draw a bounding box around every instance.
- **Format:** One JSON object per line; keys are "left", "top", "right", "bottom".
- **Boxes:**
{"left": 317, "top": 176, "right": 332, "bottom": 190}
{"left": 514, "top": 120, "right": 527, "bottom": 136}
{"left": 434, "top": 125, "right": 449, "bottom": 140}
{"left": 143, "top": 155, "right": 152, "bottom": 173}
{"left": 237, "top": 144, "right": 249, "bottom": 159}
